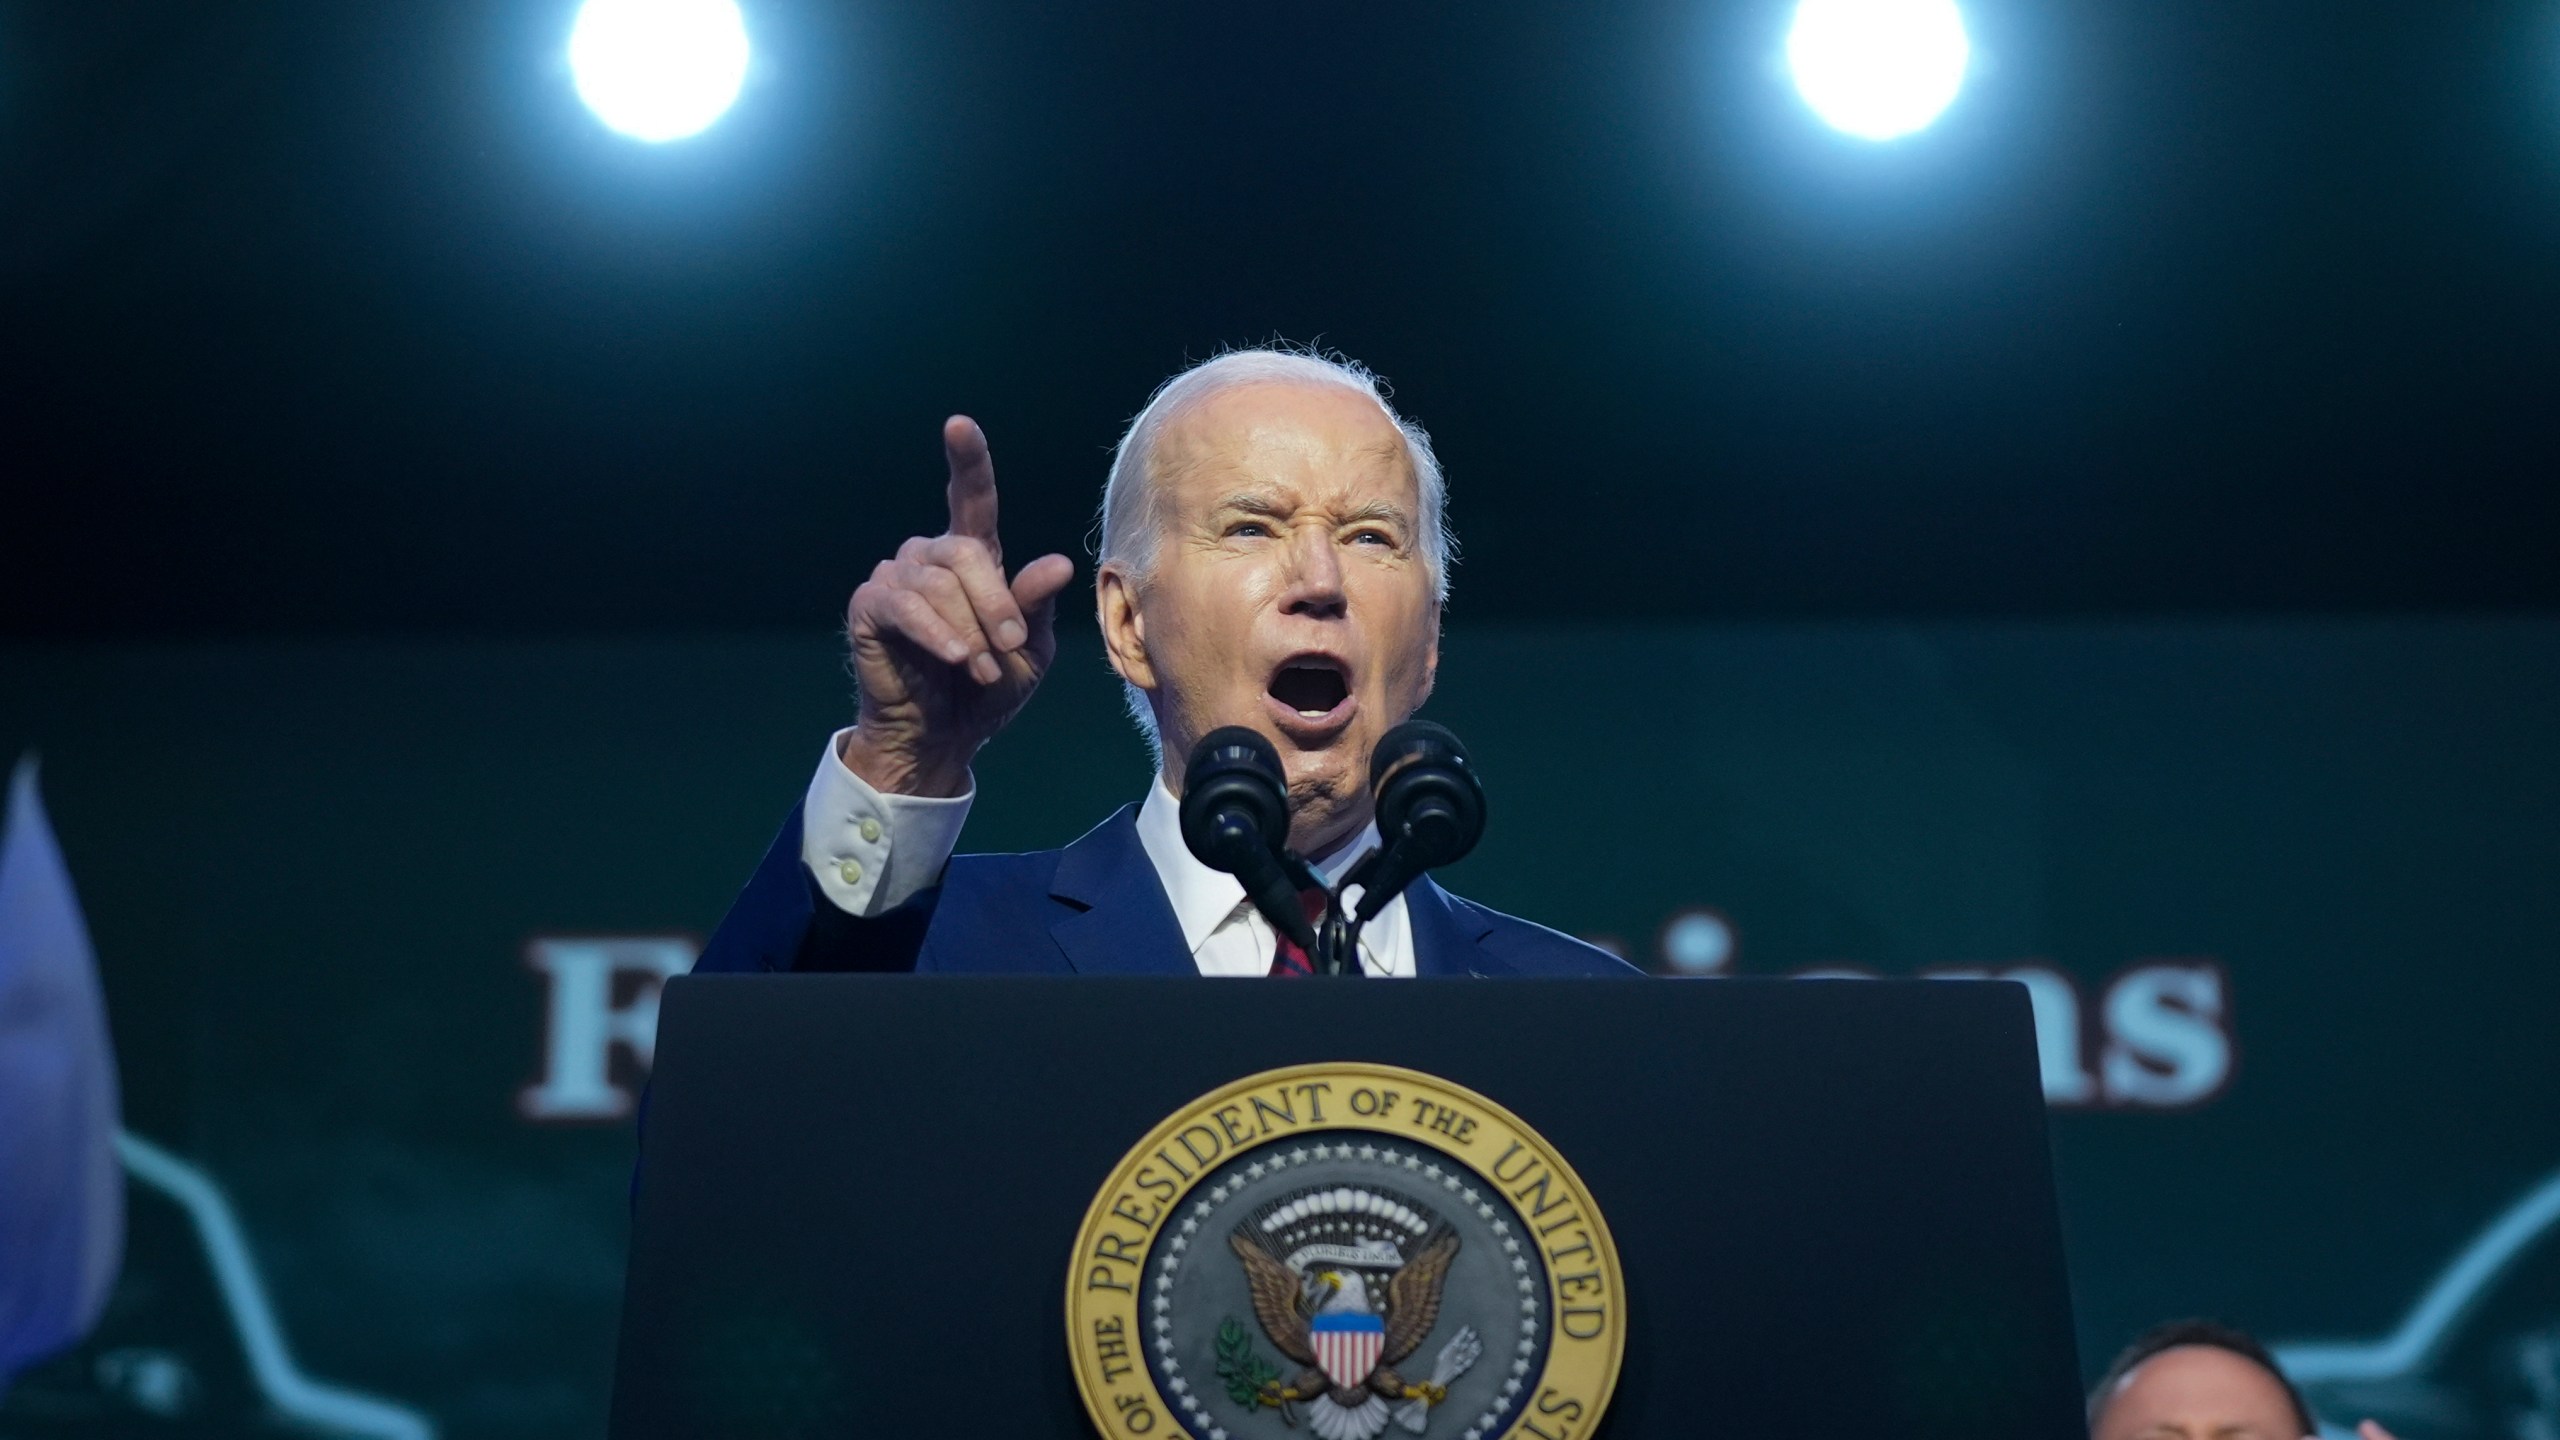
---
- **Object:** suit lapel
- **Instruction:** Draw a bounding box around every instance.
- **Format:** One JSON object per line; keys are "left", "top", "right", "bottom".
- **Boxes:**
{"left": 1407, "top": 877, "right": 1512, "bottom": 978}
{"left": 1048, "top": 805, "right": 1197, "bottom": 976}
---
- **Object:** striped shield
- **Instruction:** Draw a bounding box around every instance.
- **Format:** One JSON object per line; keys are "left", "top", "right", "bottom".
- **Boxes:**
{"left": 1309, "top": 1310, "right": 1386, "bottom": 1390}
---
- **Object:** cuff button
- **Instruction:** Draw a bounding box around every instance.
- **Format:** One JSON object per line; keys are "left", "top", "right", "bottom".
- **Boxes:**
{"left": 859, "top": 817, "right": 883, "bottom": 843}
{"left": 836, "top": 859, "right": 864, "bottom": 886}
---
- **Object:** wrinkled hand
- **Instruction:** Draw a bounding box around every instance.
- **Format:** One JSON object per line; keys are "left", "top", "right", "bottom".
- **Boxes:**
{"left": 839, "top": 416, "right": 1076, "bottom": 796}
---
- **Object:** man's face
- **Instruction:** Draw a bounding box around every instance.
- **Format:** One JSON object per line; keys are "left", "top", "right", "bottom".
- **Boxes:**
{"left": 1098, "top": 381, "right": 1440, "bottom": 854}
{"left": 2091, "top": 1346, "right": 2309, "bottom": 1440}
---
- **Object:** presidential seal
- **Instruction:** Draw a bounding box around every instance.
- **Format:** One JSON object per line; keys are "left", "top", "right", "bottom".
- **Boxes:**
{"left": 1067, "top": 1063, "right": 1623, "bottom": 1440}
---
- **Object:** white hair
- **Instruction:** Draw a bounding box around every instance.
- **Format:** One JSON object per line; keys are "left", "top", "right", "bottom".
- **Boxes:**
{"left": 1095, "top": 346, "right": 1453, "bottom": 757}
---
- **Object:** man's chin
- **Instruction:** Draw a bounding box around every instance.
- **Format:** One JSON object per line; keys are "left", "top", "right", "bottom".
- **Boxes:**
{"left": 1285, "top": 777, "right": 1372, "bottom": 858}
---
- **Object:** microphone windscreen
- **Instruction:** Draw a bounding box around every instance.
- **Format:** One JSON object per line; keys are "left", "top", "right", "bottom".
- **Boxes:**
{"left": 1368, "top": 719, "right": 1463, "bottom": 789}
{"left": 1368, "top": 719, "right": 1485, "bottom": 867}
{"left": 1179, "top": 727, "right": 1290, "bottom": 874}
{"left": 1190, "top": 726, "right": 1285, "bottom": 789}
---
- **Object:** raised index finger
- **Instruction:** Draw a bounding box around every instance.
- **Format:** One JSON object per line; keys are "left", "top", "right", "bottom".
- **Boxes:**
{"left": 943, "top": 414, "right": 1001, "bottom": 553}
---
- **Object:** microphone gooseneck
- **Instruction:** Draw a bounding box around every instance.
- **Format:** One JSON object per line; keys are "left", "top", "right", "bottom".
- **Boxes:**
{"left": 1178, "top": 727, "right": 1322, "bottom": 959}
{"left": 1349, "top": 720, "right": 1486, "bottom": 925}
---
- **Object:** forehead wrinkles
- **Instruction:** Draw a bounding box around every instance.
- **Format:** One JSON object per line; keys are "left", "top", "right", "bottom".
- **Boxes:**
{"left": 1156, "top": 423, "right": 1420, "bottom": 520}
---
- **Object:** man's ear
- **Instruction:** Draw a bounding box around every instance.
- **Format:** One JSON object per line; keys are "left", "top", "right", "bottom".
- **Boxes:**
{"left": 1419, "top": 603, "right": 1441, "bottom": 703}
{"left": 1096, "top": 563, "right": 1157, "bottom": 693}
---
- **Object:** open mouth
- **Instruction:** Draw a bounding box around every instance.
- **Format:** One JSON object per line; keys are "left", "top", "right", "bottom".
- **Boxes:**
{"left": 1267, "top": 658, "right": 1352, "bottom": 720}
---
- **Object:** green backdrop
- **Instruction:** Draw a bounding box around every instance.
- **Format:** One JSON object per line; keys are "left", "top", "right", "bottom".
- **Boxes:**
{"left": 3, "top": 617, "right": 2555, "bottom": 1437}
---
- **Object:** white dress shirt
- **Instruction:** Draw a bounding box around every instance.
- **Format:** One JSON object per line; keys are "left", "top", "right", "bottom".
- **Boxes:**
{"left": 798, "top": 727, "right": 1416, "bottom": 977}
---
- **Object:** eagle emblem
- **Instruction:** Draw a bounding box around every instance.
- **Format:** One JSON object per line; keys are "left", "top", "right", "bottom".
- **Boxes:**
{"left": 1226, "top": 1185, "right": 1483, "bottom": 1440}
{"left": 1067, "top": 1066, "right": 1624, "bottom": 1440}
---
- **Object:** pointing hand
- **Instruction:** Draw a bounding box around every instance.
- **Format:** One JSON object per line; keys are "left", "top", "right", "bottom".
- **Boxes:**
{"left": 839, "top": 416, "right": 1077, "bottom": 795}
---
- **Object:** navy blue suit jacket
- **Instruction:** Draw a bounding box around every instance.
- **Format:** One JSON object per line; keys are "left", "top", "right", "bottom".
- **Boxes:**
{"left": 695, "top": 802, "right": 1640, "bottom": 979}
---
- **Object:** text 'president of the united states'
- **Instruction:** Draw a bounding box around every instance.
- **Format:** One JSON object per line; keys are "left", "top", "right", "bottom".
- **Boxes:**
{"left": 695, "top": 348, "right": 1637, "bottom": 981}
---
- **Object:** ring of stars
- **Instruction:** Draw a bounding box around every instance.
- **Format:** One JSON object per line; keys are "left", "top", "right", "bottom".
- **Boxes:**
{"left": 1142, "top": 1137, "right": 1548, "bottom": 1440}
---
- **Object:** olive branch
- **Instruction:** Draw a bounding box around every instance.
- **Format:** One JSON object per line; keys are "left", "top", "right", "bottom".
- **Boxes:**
{"left": 1216, "top": 1317, "right": 1285, "bottom": 1407}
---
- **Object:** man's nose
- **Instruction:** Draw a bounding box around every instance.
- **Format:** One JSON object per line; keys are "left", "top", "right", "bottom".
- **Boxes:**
{"left": 1278, "top": 522, "right": 1347, "bottom": 618}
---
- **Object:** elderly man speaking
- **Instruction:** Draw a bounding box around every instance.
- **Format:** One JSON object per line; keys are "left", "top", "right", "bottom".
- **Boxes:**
{"left": 696, "top": 349, "right": 1633, "bottom": 980}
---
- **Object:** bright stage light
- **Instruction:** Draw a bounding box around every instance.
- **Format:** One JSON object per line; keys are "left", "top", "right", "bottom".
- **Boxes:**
{"left": 1785, "top": 0, "right": 1970, "bottom": 141}
{"left": 569, "top": 0, "right": 751, "bottom": 143}
{"left": 1662, "top": 910, "right": 1736, "bottom": 975}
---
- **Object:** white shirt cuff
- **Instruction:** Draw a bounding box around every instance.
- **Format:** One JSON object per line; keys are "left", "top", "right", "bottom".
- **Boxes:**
{"left": 799, "top": 727, "right": 974, "bottom": 917}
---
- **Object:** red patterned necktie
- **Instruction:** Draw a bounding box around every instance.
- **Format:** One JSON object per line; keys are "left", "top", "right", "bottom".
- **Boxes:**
{"left": 1267, "top": 887, "right": 1332, "bottom": 977}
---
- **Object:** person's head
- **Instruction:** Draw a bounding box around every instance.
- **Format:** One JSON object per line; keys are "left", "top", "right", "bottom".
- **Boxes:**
{"left": 1095, "top": 346, "right": 1452, "bottom": 853}
{"left": 2089, "top": 1320, "right": 2320, "bottom": 1440}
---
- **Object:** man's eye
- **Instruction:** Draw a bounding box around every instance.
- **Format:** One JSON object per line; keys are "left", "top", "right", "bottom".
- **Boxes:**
{"left": 1229, "top": 522, "right": 1272, "bottom": 539}
{"left": 1349, "top": 529, "right": 1395, "bottom": 547}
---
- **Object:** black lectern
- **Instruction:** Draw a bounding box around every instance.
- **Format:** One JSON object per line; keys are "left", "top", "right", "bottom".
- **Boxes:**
{"left": 612, "top": 976, "right": 2083, "bottom": 1439}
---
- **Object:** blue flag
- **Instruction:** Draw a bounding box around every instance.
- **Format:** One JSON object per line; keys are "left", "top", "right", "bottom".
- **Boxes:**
{"left": 0, "top": 757, "right": 123, "bottom": 1388}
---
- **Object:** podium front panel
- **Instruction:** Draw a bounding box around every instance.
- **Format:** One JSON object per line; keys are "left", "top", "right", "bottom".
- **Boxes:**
{"left": 612, "top": 976, "right": 2081, "bottom": 1439}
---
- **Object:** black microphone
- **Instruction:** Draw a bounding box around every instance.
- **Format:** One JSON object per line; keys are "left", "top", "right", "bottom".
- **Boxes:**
{"left": 1349, "top": 720, "right": 1486, "bottom": 924}
{"left": 1179, "top": 727, "right": 1321, "bottom": 958}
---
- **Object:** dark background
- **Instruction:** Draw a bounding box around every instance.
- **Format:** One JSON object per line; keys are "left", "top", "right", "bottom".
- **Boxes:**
{"left": 6, "top": 0, "right": 2558, "bottom": 638}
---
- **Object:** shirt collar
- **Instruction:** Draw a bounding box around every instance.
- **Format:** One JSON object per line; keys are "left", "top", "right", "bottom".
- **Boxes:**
{"left": 1133, "top": 774, "right": 1384, "bottom": 955}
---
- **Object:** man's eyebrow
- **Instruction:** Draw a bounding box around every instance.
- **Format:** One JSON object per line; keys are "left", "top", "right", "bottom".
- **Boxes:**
{"left": 1206, "top": 491, "right": 1415, "bottom": 529}
{"left": 1336, "top": 499, "right": 1414, "bottom": 528}
{"left": 1211, "top": 490, "right": 1294, "bottom": 518}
